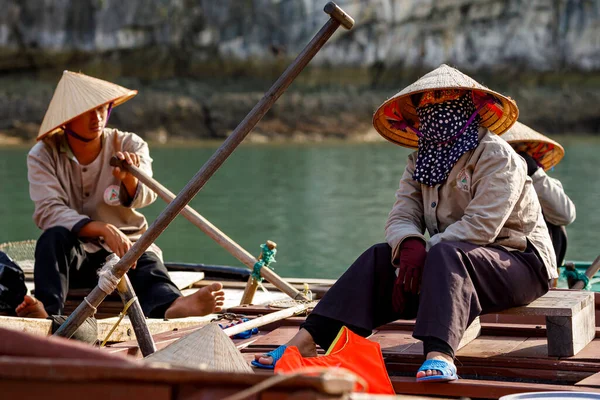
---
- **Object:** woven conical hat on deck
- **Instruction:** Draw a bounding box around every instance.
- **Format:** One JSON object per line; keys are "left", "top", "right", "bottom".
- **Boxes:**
{"left": 144, "top": 323, "right": 253, "bottom": 373}
{"left": 37, "top": 71, "right": 137, "bottom": 140}
{"left": 502, "top": 121, "right": 564, "bottom": 171}
{"left": 372, "top": 64, "right": 519, "bottom": 149}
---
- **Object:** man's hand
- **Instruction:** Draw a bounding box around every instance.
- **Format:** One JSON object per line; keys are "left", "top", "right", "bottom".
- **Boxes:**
{"left": 101, "top": 223, "right": 132, "bottom": 257}
{"left": 101, "top": 223, "right": 137, "bottom": 269}
{"left": 78, "top": 221, "right": 136, "bottom": 268}
{"left": 112, "top": 151, "right": 140, "bottom": 198}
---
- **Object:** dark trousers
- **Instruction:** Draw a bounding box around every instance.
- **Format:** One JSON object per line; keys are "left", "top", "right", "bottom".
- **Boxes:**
{"left": 302, "top": 241, "right": 549, "bottom": 357}
{"left": 34, "top": 227, "right": 182, "bottom": 317}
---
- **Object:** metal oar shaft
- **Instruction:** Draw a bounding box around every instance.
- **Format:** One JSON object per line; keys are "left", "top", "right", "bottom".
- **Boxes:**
{"left": 55, "top": 2, "right": 353, "bottom": 339}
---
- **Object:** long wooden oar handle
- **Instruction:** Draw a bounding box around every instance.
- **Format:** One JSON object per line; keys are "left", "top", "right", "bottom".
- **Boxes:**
{"left": 324, "top": 2, "right": 354, "bottom": 29}
{"left": 110, "top": 156, "right": 307, "bottom": 301}
{"left": 55, "top": 3, "right": 351, "bottom": 339}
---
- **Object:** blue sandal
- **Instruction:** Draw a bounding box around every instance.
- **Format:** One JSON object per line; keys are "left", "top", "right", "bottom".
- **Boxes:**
{"left": 416, "top": 359, "right": 458, "bottom": 382}
{"left": 251, "top": 345, "right": 288, "bottom": 369}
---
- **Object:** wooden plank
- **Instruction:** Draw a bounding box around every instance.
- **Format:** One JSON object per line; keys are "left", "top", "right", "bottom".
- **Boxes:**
{"left": 501, "top": 337, "right": 550, "bottom": 359}
{"left": 457, "top": 317, "right": 481, "bottom": 350}
{"left": 547, "top": 298, "right": 596, "bottom": 357}
{"left": 0, "top": 315, "right": 214, "bottom": 343}
{"left": 385, "top": 361, "right": 591, "bottom": 383}
{"left": 390, "top": 376, "right": 600, "bottom": 399}
{"left": 250, "top": 326, "right": 299, "bottom": 347}
{"left": 0, "top": 355, "right": 356, "bottom": 396}
{"left": 0, "top": 316, "right": 52, "bottom": 336}
{"left": 0, "top": 381, "right": 171, "bottom": 400}
{"left": 194, "top": 279, "right": 329, "bottom": 298}
{"left": 167, "top": 271, "right": 205, "bottom": 290}
{"left": 182, "top": 287, "right": 290, "bottom": 310}
{"left": 563, "top": 338, "right": 600, "bottom": 362}
{"left": 499, "top": 291, "right": 594, "bottom": 317}
{"left": 576, "top": 371, "right": 600, "bottom": 387}
{"left": 456, "top": 336, "right": 528, "bottom": 358}
{"left": 369, "top": 331, "right": 420, "bottom": 355}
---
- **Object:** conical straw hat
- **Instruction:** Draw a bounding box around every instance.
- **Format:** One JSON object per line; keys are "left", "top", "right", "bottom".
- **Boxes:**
{"left": 502, "top": 121, "right": 564, "bottom": 171}
{"left": 372, "top": 64, "right": 519, "bottom": 149}
{"left": 144, "top": 323, "right": 253, "bottom": 373}
{"left": 37, "top": 71, "right": 137, "bottom": 140}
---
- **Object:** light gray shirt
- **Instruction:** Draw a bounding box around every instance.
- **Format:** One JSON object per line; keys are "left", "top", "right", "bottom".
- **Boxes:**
{"left": 385, "top": 128, "right": 558, "bottom": 279}
{"left": 531, "top": 169, "right": 576, "bottom": 226}
{"left": 27, "top": 128, "right": 160, "bottom": 256}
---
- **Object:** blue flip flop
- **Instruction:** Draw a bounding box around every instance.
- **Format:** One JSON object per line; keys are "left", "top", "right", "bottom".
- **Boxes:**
{"left": 416, "top": 359, "right": 458, "bottom": 382}
{"left": 251, "top": 345, "right": 288, "bottom": 370}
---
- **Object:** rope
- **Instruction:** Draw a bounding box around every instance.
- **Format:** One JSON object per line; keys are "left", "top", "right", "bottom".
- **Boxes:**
{"left": 220, "top": 366, "right": 367, "bottom": 400}
{"left": 563, "top": 269, "right": 590, "bottom": 290}
{"left": 83, "top": 297, "right": 98, "bottom": 314}
{"left": 97, "top": 256, "right": 121, "bottom": 294}
{"left": 100, "top": 296, "right": 138, "bottom": 347}
{"left": 251, "top": 243, "right": 277, "bottom": 283}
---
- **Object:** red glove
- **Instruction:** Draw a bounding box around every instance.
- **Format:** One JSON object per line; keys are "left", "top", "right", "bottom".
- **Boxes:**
{"left": 397, "top": 238, "right": 427, "bottom": 294}
{"left": 392, "top": 239, "right": 427, "bottom": 313}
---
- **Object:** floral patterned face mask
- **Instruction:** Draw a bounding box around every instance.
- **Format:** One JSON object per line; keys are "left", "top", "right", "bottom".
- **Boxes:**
{"left": 412, "top": 94, "right": 481, "bottom": 187}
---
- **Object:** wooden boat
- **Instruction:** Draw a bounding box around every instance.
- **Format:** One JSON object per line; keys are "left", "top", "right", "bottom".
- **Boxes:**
{"left": 2, "top": 261, "right": 600, "bottom": 399}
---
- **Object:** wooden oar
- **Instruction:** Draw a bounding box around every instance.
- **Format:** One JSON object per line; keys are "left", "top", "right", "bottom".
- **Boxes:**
{"left": 116, "top": 275, "right": 156, "bottom": 356}
{"left": 222, "top": 303, "right": 308, "bottom": 337}
{"left": 54, "top": 2, "right": 354, "bottom": 339}
{"left": 571, "top": 255, "right": 600, "bottom": 290}
{"left": 110, "top": 158, "right": 305, "bottom": 301}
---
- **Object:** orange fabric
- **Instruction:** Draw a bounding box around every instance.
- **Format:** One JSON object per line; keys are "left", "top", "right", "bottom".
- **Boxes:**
{"left": 274, "top": 327, "right": 395, "bottom": 394}
{"left": 419, "top": 89, "right": 466, "bottom": 107}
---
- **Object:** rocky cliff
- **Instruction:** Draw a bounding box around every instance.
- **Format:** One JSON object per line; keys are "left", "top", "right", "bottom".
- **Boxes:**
{"left": 0, "top": 0, "right": 598, "bottom": 142}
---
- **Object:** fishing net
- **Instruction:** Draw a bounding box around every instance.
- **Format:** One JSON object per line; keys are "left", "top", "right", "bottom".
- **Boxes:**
{"left": 0, "top": 240, "right": 36, "bottom": 272}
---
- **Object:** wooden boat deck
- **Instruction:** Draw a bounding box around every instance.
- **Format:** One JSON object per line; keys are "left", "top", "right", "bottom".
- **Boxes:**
{"left": 6, "top": 272, "right": 600, "bottom": 398}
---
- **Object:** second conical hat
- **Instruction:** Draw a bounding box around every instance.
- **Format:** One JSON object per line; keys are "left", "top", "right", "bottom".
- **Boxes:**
{"left": 372, "top": 64, "right": 519, "bottom": 149}
{"left": 502, "top": 121, "right": 565, "bottom": 171}
{"left": 37, "top": 71, "right": 137, "bottom": 140}
{"left": 143, "top": 323, "right": 253, "bottom": 373}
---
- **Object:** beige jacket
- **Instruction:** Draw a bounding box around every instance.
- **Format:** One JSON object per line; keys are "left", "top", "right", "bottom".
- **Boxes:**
{"left": 385, "top": 128, "right": 557, "bottom": 279}
{"left": 28, "top": 128, "right": 160, "bottom": 255}
{"left": 531, "top": 169, "right": 576, "bottom": 226}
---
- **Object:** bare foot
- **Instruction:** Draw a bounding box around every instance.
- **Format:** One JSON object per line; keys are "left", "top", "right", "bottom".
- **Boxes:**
{"left": 15, "top": 295, "right": 49, "bottom": 319}
{"left": 416, "top": 351, "right": 454, "bottom": 379}
{"left": 164, "top": 282, "right": 225, "bottom": 319}
{"left": 254, "top": 328, "right": 317, "bottom": 367}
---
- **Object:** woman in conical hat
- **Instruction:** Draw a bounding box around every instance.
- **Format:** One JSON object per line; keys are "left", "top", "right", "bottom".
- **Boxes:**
{"left": 502, "top": 122, "right": 575, "bottom": 268}
{"left": 253, "top": 65, "right": 556, "bottom": 383}
{"left": 18, "top": 71, "right": 226, "bottom": 320}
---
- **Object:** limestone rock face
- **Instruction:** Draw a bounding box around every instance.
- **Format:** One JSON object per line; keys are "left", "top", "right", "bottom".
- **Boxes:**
{"left": 0, "top": 0, "right": 598, "bottom": 140}
{"left": 0, "top": 0, "right": 598, "bottom": 73}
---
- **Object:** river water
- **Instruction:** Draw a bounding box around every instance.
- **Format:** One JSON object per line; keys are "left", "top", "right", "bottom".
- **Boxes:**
{"left": 0, "top": 137, "right": 597, "bottom": 279}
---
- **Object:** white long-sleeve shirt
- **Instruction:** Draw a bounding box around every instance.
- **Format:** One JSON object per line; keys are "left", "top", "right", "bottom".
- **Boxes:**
{"left": 530, "top": 169, "right": 576, "bottom": 226}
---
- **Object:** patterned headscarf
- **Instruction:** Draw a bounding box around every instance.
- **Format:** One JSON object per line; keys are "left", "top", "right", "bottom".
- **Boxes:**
{"left": 412, "top": 94, "right": 481, "bottom": 187}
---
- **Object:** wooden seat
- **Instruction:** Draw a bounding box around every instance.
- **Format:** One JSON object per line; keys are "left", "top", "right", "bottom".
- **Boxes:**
{"left": 498, "top": 290, "right": 595, "bottom": 357}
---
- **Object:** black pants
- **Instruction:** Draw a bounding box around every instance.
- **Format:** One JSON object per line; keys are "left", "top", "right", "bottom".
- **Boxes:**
{"left": 34, "top": 227, "right": 182, "bottom": 317}
{"left": 302, "top": 241, "right": 549, "bottom": 357}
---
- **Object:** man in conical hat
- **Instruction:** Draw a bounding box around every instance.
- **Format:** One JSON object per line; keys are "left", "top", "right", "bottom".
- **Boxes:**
{"left": 253, "top": 65, "right": 556, "bottom": 383}
{"left": 17, "top": 71, "right": 225, "bottom": 320}
{"left": 502, "top": 121, "right": 576, "bottom": 267}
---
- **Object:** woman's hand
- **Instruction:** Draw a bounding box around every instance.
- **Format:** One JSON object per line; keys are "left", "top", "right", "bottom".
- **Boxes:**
{"left": 396, "top": 238, "right": 427, "bottom": 294}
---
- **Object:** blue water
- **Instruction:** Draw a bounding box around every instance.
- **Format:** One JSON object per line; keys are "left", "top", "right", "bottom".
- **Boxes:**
{"left": 1, "top": 137, "right": 598, "bottom": 280}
